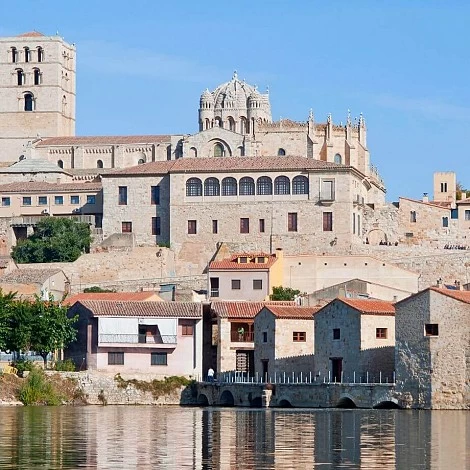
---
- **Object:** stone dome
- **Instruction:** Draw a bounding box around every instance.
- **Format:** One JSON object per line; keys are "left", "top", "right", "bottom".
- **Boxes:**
{"left": 200, "top": 88, "right": 213, "bottom": 103}
{"left": 212, "top": 71, "right": 257, "bottom": 109}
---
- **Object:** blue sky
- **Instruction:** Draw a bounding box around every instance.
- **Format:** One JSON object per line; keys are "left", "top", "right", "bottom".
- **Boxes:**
{"left": 3, "top": 0, "right": 469, "bottom": 201}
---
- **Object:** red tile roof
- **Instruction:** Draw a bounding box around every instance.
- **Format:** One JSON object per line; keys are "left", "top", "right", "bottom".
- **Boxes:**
{"left": 336, "top": 298, "right": 395, "bottom": 315}
{"left": 399, "top": 197, "right": 451, "bottom": 210}
{"left": 36, "top": 135, "right": 172, "bottom": 146}
{"left": 429, "top": 287, "right": 470, "bottom": 305}
{"left": 210, "top": 253, "right": 278, "bottom": 270}
{"left": 17, "top": 31, "right": 45, "bottom": 37}
{"left": 262, "top": 305, "right": 320, "bottom": 319}
{"left": 74, "top": 300, "right": 202, "bottom": 318}
{"left": 105, "top": 156, "right": 345, "bottom": 176}
{"left": 0, "top": 181, "right": 102, "bottom": 193}
{"left": 63, "top": 291, "right": 161, "bottom": 306}
{"left": 211, "top": 301, "right": 296, "bottom": 319}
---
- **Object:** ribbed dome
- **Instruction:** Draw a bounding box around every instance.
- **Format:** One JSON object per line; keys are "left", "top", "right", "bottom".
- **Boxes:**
{"left": 212, "top": 71, "right": 257, "bottom": 109}
{"left": 200, "top": 88, "right": 213, "bottom": 103}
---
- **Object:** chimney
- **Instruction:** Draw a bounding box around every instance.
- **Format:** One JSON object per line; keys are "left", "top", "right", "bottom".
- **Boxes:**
{"left": 274, "top": 247, "right": 283, "bottom": 261}
{"left": 436, "top": 278, "right": 443, "bottom": 289}
{"left": 422, "top": 193, "right": 429, "bottom": 203}
{"left": 454, "top": 280, "right": 462, "bottom": 290}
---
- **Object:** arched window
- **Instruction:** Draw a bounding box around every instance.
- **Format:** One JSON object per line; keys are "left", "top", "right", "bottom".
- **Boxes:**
{"left": 97, "top": 160, "right": 103, "bottom": 168}
{"left": 186, "top": 178, "right": 202, "bottom": 196}
{"left": 292, "top": 175, "right": 309, "bottom": 195}
{"left": 138, "top": 159, "right": 145, "bottom": 165}
{"left": 238, "top": 146, "right": 245, "bottom": 157}
{"left": 204, "top": 178, "right": 220, "bottom": 196}
{"left": 257, "top": 176, "right": 273, "bottom": 195}
{"left": 215, "top": 117, "right": 223, "bottom": 128}
{"left": 240, "top": 117, "right": 247, "bottom": 134}
{"left": 222, "top": 177, "right": 237, "bottom": 196}
{"left": 24, "top": 47, "right": 30, "bottom": 63}
{"left": 213, "top": 143, "right": 224, "bottom": 157}
{"left": 24, "top": 93, "right": 34, "bottom": 111}
{"left": 277, "top": 148, "right": 286, "bottom": 156}
{"left": 57, "top": 160, "right": 64, "bottom": 169}
{"left": 190, "top": 147, "right": 197, "bottom": 158}
{"left": 16, "top": 69, "right": 25, "bottom": 86}
{"left": 11, "top": 47, "right": 17, "bottom": 63}
{"left": 334, "top": 153, "right": 342, "bottom": 164}
{"left": 274, "top": 176, "right": 290, "bottom": 195}
{"left": 239, "top": 177, "right": 255, "bottom": 196}
{"left": 33, "top": 68, "right": 41, "bottom": 85}
{"left": 37, "top": 47, "right": 44, "bottom": 62}
{"left": 228, "top": 116, "right": 235, "bottom": 132}
{"left": 205, "top": 118, "right": 210, "bottom": 130}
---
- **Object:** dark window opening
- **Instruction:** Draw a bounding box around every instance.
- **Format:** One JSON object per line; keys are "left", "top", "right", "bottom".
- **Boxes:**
{"left": 33, "top": 68, "right": 41, "bottom": 85}
{"left": 212, "top": 220, "right": 218, "bottom": 234}
{"left": 152, "top": 217, "right": 161, "bottom": 236}
{"left": 17, "top": 69, "right": 25, "bottom": 86}
{"left": 425, "top": 323, "right": 439, "bottom": 337}
{"left": 151, "top": 352, "right": 167, "bottom": 366}
{"left": 293, "top": 331, "right": 306, "bottom": 342}
{"left": 108, "top": 352, "right": 124, "bottom": 365}
{"left": 323, "top": 212, "right": 333, "bottom": 231}
{"left": 231, "top": 279, "right": 241, "bottom": 290}
{"left": 376, "top": 328, "right": 388, "bottom": 339}
{"left": 259, "top": 219, "right": 265, "bottom": 233}
{"left": 122, "top": 222, "right": 132, "bottom": 233}
{"left": 118, "top": 186, "right": 128, "bottom": 205}
{"left": 240, "top": 218, "right": 249, "bottom": 233}
{"left": 188, "top": 220, "right": 197, "bottom": 234}
{"left": 253, "top": 279, "right": 263, "bottom": 290}
{"left": 24, "top": 93, "right": 34, "bottom": 111}
{"left": 333, "top": 328, "right": 340, "bottom": 340}
{"left": 288, "top": 212, "right": 298, "bottom": 232}
{"left": 151, "top": 186, "right": 160, "bottom": 205}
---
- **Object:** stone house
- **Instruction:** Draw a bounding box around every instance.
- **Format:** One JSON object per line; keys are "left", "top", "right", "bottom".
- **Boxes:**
{"left": 394, "top": 287, "right": 470, "bottom": 409}
{"left": 254, "top": 305, "right": 320, "bottom": 380}
{"left": 207, "top": 248, "right": 283, "bottom": 301}
{"left": 210, "top": 300, "right": 295, "bottom": 375}
{"left": 66, "top": 300, "right": 203, "bottom": 376}
{"left": 314, "top": 298, "right": 395, "bottom": 383}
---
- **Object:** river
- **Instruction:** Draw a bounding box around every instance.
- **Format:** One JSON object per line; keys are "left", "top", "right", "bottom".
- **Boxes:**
{"left": 0, "top": 407, "right": 468, "bottom": 469}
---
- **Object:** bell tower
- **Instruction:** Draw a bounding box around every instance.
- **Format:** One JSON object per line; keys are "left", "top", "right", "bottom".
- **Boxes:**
{"left": 0, "top": 31, "right": 76, "bottom": 163}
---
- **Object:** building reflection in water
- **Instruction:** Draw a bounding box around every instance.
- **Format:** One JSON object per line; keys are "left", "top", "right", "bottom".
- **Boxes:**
{"left": 0, "top": 407, "right": 468, "bottom": 469}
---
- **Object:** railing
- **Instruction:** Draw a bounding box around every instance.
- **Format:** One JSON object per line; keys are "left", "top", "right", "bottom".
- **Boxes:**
{"left": 230, "top": 331, "right": 254, "bottom": 342}
{"left": 98, "top": 334, "right": 177, "bottom": 344}
{"left": 210, "top": 289, "right": 219, "bottom": 297}
{"left": 11, "top": 214, "right": 95, "bottom": 226}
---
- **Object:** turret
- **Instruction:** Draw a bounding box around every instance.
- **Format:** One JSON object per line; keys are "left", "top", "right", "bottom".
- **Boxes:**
{"left": 199, "top": 89, "right": 214, "bottom": 131}
{"left": 358, "top": 112, "right": 366, "bottom": 147}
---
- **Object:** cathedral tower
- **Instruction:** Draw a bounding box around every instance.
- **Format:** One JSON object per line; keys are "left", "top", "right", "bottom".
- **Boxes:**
{"left": 0, "top": 31, "right": 76, "bottom": 162}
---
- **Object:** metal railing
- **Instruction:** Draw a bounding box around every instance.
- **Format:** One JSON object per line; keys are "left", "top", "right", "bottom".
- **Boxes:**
{"left": 98, "top": 334, "right": 177, "bottom": 344}
{"left": 230, "top": 331, "right": 254, "bottom": 342}
{"left": 210, "top": 289, "right": 220, "bottom": 297}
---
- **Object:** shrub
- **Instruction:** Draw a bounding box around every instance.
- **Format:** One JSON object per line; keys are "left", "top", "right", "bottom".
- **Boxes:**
{"left": 12, "top": 358, "right": 35, "bottom": 376}
{"left": 83, "top": 286, "right": 115, "bottom": 293}
{"left": 54, "top": 359, "right": 76, "bottom": 372}
{"left": 19, "top": 367, "right": 62, "bottom": 405}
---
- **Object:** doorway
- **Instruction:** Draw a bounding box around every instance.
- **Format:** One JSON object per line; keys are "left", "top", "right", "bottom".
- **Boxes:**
{"left": 331, "top": 357, "right": 343, "bottom": 383}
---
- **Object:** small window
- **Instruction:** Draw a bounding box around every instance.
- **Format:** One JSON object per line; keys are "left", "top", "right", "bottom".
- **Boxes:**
{"left": 22, "top": 196, "right": 32, "bottom": 206}
{"left": 259, "top": 219, "right": 265, "bottom": 233}
{"left": 96, "top": 160, "right": 103, "bottom": 169}
{"left": 17, "top": 69, "right": 25, "bottom": 86}
{"left": 440, "top": 182, "right": 447, "bottom": 193}
{"left": 151, "top": 186, "right": 160, "bottom": 205}
{"left": 239, "top": 257, "right": 248, "bottom": 263}
{"left": 333, "top": 328, "right": 340, "bottom": 340}
{"left": 37, "top": 47, "right": 44, "bottom": 62}
{"left": 11, "top": 47, "right": 17, "bottom": 63}
{"left": 231, "top": 279, "right": 241, "bottom": 290}
{"left": 465, "top": 210, "right": 470, "bottom": 221}
{"left": 152, "top": 217, "right": 161, "bottom": 236}
{"left": 108, "top": 352, "right": 124, "bottom": 365}
{"left": 1, "top": 197, "right": 10, "bottom": 207}
{"left": 277, "top": 148, "right": 286, "bottom": 156}
{"left": 442, "top": 217, "right": 448, "bottom": 228}
{"left": 253, "top": 279, "right": 263, "bottom": 290}
{"left": 138, "top": 158, "right": 145, "bottom": 165}
{"left": 323, "top": 212, "right": 333, "bottom": 231}
{"left": 240, "top": 218, "right": 249, "bottom": 234}
{"left": 86, "top": 195, "right": 96, "bottom": 205}
{"left": 24, "top": 93, "right": 34, "bottom": 111}
{"left": 24, "top": 47, "right": 30, "bottom": 63}
{"left": 410, "top": 211, "right": 417, "bottom": 223}
{"left": 288, "top": 212, "right": 298, "bottom": 232}
{"left": 121, "top": 221, "right": 132, "bottom": 233}
{"left": 118, "top": 186, "right": 128, "bottom": 205}
{"left": 70, "top": 195, "right": 80, "bottom": 205}
{"left": 262, "top": 332, "right": 268, "bottom": 343}
{"left": 293, "top": 332, "right": 306, "bottom": 342}
{"left": 212, "top": 220, "right": 218, "bottom": 234}
{"left": 151, "top": 352, "right": 167, "bottom": 366}
{"left": 181, "top": 322, "right": 193, "bottom": 336}
{"left": 33, "top": 68, "right": 41, "bottom": 85}
{"left": 376, "top": 328, "right": 388, "bottom": 339}
{"left": 54, "top": 195, "right": 63, "bottom": 205}
{"left": 320, "top": 180, "right": 335, "bottom": 201}
{"left": 451, "top": 209, "right": 458, "bottom": 219}
{"left": 213, "top": 143, "right": 224, "bottom": 157}
{"left": 334, "top": 154, "right": 342, "bottom": 164}
{"left": 57, "top": 160, "right": 64, "bottom": 169}
{"left": 425, "top": 323, "right": 439, "bottom": 337}
{"left": 38, "top": 196, "right": 48, "bottom": 205}
{"left": 188, "top": 220, "right": 197, "bottom": 234}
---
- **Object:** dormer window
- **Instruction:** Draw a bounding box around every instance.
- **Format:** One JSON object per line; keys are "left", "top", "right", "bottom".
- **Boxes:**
{"left": 238, "top": 257, "right": 248, "bottom": 263}
{"left": 256, "top": 257, "right": 266, "bottom": 263}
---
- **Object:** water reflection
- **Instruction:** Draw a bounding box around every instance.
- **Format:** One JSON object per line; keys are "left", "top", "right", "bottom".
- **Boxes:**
{"left": 0, "top": 406, "right": 468, "bottom": 469}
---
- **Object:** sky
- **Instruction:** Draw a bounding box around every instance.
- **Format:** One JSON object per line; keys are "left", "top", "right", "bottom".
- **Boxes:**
{"left": 2, "top": 0, "right": 469, "bottom": 201}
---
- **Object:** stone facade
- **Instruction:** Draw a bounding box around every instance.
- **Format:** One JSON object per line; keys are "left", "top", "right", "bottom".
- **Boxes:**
{"left": 394, "top": 288, "right": 470, "bottom": 409}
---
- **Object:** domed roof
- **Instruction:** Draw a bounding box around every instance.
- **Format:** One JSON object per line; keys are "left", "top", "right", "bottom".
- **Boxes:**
{"left": 200, "top": 88, "right": 213, "bottom": 102}
{"left": 212, "top": 71, "right": 257, "bottom": 109}
{"left": 248, "top": 86, "right": 262, "bottom": 101}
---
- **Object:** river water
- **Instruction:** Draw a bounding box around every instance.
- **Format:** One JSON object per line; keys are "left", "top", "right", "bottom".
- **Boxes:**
{"left": 0, "top": 406, "right": 467, "bottom": 469}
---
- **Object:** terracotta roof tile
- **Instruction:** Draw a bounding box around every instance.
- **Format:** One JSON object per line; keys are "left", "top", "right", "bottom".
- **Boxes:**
{"left": 429, "top": 287, "right": 470, "bottom": 305}
{"left": 36, "top": 135, "right": 172, "bottom": 147}
{"left": 17, "top": 31, "right": 45, "bottom": 37}
{"left": 63, "top": 291, "right": 161, "bottom": 306}
{"left": 0, "top": 181, "right": 102, "bottom": 193}
{"left": 210, "top": 253, "right": 278, "bottom": 270}
{"left": 1, "top": 268, "right": 64, "bottom": 285}
{"left": 211, "top": 301, "right": 296, "bottom": 319}
{"left": 336, "top": 298, "right": 395, "bottom": 315}
{"left": 74, "top": 300, "right": 202, "bottom": 318}
{"left": 262, "top": 305, "right": 320, "bottom": 319}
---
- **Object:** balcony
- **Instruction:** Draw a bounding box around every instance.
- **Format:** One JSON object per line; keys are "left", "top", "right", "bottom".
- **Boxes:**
{"left": 98, "top": 334, "right": 177, "bottom": 347}
{"left": 11, "top": 214, "right": 95, "bottom": 227}
{"left": 230, "top": 331, "right": 254, "bottom": 343}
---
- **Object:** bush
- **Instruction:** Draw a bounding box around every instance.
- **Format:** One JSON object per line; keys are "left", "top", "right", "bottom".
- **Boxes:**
{"left": 12, "top": 358, "right": 35, "bottom": 376}
{"left": 83, "top": 286, "right": 115, "bottom": 293}
{"left": 54, "top": 359, "right": 76, "bottom": 372}
{"left": 19, "top": 367, "right": 62, "bottom": 405}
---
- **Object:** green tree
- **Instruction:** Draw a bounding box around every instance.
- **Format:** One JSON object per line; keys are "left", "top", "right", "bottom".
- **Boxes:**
{"left": 11, "top": 217, "right": 91, "bottom": 263}
{"left": 270, "top": 286, "right": 301, "bottom": 301}
{"left": 0, "top": 289, "right": 16, "bottom": 351}
{"left": 83, "top": 286, "right": 115, "bottom": 293}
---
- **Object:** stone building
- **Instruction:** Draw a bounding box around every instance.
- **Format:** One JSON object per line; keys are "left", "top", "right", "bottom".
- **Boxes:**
{"left": 394, "top": 287, "right": 470, "bottom": 409}
{"left": 314, "top": 298, "right": 395, "bottom": 383}
{"left": 254, "top": 305, "right": 319, "bottom": 380}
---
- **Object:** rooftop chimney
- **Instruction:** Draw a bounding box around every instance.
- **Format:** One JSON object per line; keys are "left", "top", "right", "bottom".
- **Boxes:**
{"left": 422, "top": 193, "right": 429, "bottom": 203}
{"left": 436, "top": 278, "right": 443, "bottom": 289}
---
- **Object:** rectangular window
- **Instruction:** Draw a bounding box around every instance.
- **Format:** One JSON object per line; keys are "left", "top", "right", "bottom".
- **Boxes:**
{"left": 118, "top": 186, "right": 128, "bottom": 205}
{"left": 425, "top": 323, "right": 439, "bottom": 337}
{"left": 22, "top": 196, "right": 31, "bottom": 206}
{"left": 259, "top": 218, "right": 265, "bottom": 233}
{"left": 323, "top": 212, "right": 333, "bottom": 231}
{"left": 121, "top": 221, "right": 132, "bottom": 233}
{"left": 87, "top": 195, "right": 96, "bottom": 205}
{"left": 288, "top": 212, "right": 298, "bottom": 232}
{"left": 450, "top": 208, "right": 458, "bottom": 219}
{"left": 353, "top": 213, "right": 356, "bottom": 234}
{"left": 465, "top": 210, "right": 470, "bottom": 221}
{"left": 1, "top": 197, "right": 10, "bottom": 207}
{"left": 151, "top": 352, "right": 168, "bottom": 366}
{"left": 320, "top": 179, "right": 335, "bottom": 200}
{"left": 70, "top": 195, "right": 80, "bottom": 205}
{"left": 253, "top": 279, "right": 263, "bottom": 290}
{"left": 212, "top": 220, "right": 218, "bottom": 234}
{"left": 151, "top": 186, "right": 160, "bottom": 205}
{"left": 231, "top": 279, "right": 241, "bottom": 290}
{"left": 152, "top": 217, "right": 161, "bottom": 235}
{"left": 240, "top": 218, "right": 250, "bottom": 234}
{"left": 54, "top": 195, "right": 63, "bottom": 205}
{"left": 262, "top": 332, "right": 268, "bottom": 343}
{"left": 108, "top": 352, "right": 124, "bottom": 365}
{"left": 188, "top": 220, "right": 197, "bottom": 234}
{"left": 442, "top": 217, "right": 448, "bottom": 228}
{"left": 38, "top": 196, "right": 48, "bottom": 205}
{"left": 181, "top": 322, "right": 194, "bottom": 336}
{"left": 333, "top": 328, "right": 340, "bottom": 340}
{"left": 410, "top": 211, "right": 417, "bottom": 223}
{"left": 440, "top": 182, "right": 447, "bottom": 193}
{"left": 293, "top": 331, "right": 306, "bottom": 342}
{"left": 376, "top": 328, "right": 388, "bottom": 339}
